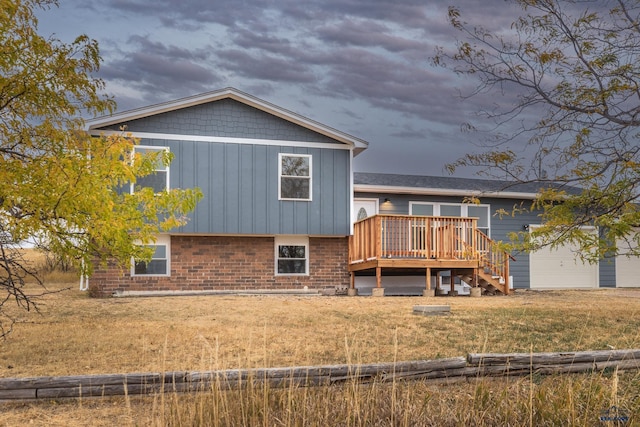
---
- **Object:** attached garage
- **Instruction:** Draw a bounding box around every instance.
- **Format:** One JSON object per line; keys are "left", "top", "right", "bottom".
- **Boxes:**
{"left": 529, "top": 226, "right": 599, "bottom": 289}
{"left": 616, "top": 230, "right": 640, "bottom": 288}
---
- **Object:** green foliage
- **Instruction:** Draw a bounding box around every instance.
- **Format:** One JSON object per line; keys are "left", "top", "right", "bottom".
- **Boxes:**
{"left": 437, "top": 0, "right": 640, "bottom": 259}
{"left": 0, "top": 0, "right": 201, "bottom": 333}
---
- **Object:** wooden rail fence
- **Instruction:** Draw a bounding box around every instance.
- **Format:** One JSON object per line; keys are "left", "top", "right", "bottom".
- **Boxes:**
{"left": 1, "top": 349, "right": 639, "bottom": 401}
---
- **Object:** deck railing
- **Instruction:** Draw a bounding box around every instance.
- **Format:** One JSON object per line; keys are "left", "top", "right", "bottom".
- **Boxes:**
{"left": 473, "top": 229, "right": 511, "bottom": 282}
{"left": 349, "top": 215, "right": 509, "bottom": 278}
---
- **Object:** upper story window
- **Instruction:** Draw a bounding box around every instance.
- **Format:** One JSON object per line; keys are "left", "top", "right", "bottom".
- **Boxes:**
{"left": 131, "top": 146, "right": 170, "bottom": 194}
{"left": 409, "top": 202, "right": 491, "bottom": 236}
{"left": 279, "top": 153, "right": 311, "bottom": 201}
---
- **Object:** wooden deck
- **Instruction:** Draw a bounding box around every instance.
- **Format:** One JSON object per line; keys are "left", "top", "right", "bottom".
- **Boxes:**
{"left": 348, "top": 215, "right": 512, "bottom": 295}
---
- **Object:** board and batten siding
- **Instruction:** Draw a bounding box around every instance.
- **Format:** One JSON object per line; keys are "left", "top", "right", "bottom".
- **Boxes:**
{"left": 141, "top": 138, "right": 351, "bottom": 236}
{"left": 94, "top": 97, "right": 355, "bottom": 237}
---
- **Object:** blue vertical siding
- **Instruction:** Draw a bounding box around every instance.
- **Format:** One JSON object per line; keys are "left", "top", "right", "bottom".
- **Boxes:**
{"left": 97, "top": 97, "right": 354, "bottom": 237}
{"left": 133, "top": 139, "right": 351, "bottom": 236}
{"left": 599, "top": 257, "right": 616, "bottom": 287}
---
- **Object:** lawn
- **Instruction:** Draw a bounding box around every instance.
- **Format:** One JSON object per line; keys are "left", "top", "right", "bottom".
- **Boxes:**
{"left": 0, "top": 282, "right": 638, "bottom": 426}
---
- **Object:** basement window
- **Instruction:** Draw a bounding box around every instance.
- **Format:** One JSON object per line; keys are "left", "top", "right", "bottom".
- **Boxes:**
{"left": 132, "top": 235, "right": 170, "bottom": 276}
{"left": 275, "top": 236, "right": 309, "bottom": 275}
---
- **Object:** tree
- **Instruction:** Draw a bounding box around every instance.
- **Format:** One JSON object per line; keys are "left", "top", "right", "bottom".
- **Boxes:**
{"left": 435, "top": 0, "right": 640, "bottom": 260}
{"left": 0, "top": 0, "right": 201, "bottom": 337}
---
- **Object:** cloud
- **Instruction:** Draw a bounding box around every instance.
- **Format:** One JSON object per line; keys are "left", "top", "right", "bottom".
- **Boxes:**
{"left": 216, "top": 49, "right": 317, "bottom": 84}
{"left": 95, "top": 0, "right": 512, "bottom": 128}
{"left": 107, "top": 0, "right": 273, "bottom": 30}
{"left": 316, "top": 18, "right": 429, "bottom": 53}
{"left": 38, "top": 0, "right": 559, "bottom": 176}
{"left": 99, "top": 35, "right": 221, "bottom": 104}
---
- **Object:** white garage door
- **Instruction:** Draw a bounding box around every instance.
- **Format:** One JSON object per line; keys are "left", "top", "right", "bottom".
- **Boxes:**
{"left": 529, "top": 226, "right": 599, "bottom": 289}
{"left": 616, "top": 230, "right": 640, "bottom": 288}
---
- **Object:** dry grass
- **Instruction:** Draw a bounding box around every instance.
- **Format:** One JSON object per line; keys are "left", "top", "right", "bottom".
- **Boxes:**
{"left": 0, "top": 282, "right": 639, "bottom": 426}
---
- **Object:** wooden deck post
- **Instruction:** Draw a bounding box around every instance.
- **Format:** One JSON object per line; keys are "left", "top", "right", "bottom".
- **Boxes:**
{"left": 504, "top": 258, "right": 510, "bottom": 295}
{"left": 470, "top": 268, "right": 482, "bottom": 297}
{"left": 348, "top": 272, "right": 358, "bottom": 296}
{"left": 371, "top": 267, "right": 385, "bottom": 297}
{"left": 423, "top": 267, "right": 435, "bottom": 297}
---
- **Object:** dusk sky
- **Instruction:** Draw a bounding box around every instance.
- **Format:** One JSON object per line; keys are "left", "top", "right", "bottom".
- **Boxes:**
{"left": 37, "top": 0, "right": 527, "bottom": 178}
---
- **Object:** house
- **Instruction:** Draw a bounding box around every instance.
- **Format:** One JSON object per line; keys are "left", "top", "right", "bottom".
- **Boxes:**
{"left": 87, "top": 88, "right": 638, "bottom": 296}
{"left": 87, "top": 88, "right": 366, "bottom": 296}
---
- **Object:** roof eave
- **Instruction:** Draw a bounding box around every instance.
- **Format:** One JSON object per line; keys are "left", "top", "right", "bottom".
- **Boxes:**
{"left": 354, "top": 184, "right": 539, "bottom": 200}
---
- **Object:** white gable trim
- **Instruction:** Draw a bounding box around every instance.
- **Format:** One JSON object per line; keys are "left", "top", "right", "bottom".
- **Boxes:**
{"left": 90, "top": 130, "right": 352, "bottom": 151}
{"left": 86, "top": 87, "right": 368, "bottom": 153}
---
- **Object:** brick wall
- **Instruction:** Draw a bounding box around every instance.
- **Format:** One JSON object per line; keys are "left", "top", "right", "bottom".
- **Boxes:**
{"left": 90, "top": 235, "right": 349, "bottom": 296}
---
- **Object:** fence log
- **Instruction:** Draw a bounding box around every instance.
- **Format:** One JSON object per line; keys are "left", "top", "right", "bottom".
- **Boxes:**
{"left": 0, "top": 350, "right": 638, "bottom": 401}
{"left": 597, "top": 359, "right": 640, "bottom": 371}
{"left": 0, "top": 371, "right": 188, "bottom": 391}
{"left": 467, "top": 349, "right": 640, "bottom": 366}
{"left": 187, "top": 358, "right": 466, "bottom": 384}
{"left": 0, "top": 389, "right": 36, "bottom": 399}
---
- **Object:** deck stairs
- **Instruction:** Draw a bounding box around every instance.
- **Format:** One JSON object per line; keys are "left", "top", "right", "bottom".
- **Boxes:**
{"left": 458, "top": 269, "right": 507, "bottom": 295}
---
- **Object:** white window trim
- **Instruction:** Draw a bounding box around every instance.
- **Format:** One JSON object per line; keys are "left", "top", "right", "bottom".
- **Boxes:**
{"left": 409, "top": 202, "right": 491, "bottom": 236}
{"left": 131, "top": 234, "right": 171, "bottom": 277}
{"left": 278, "top": 153, "right": 312, "bottom": 201}
{"left": 275, "top": 235, "right": 309, "bottom": 276}
{"left": 130, "top": 145, "right": 170, "bottom": 194}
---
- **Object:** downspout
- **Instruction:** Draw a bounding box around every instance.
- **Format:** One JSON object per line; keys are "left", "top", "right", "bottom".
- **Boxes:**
{"left": 349, "top": 149, "right": 354, "bottom": 235}
{"left": 79, "top": 259, "right": 89, "bottom": 291}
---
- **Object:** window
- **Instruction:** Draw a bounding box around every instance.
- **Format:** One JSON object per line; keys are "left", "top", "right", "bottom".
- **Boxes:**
{"left": 279, "top": 154, "right": 311, "bottom": 200}
{"left": 440, "top": 204, "right": 462, "bottom": 217}
{"left": 132, "top": 235, "right": 170, "bottom": 276}
{"left": 409, "top": 202, "right": 491, "bottom": 236}
{"left": 467, "top": 205, "right": 490, "bottom": 235}
{"left": 131, "top": 146, "right": 169, "bottom": 194}
{"left": 275, "top": 236, "right": 309, "bottom": 275}
{"left": 411, "top": 203, "right": 433, "bottom": 216}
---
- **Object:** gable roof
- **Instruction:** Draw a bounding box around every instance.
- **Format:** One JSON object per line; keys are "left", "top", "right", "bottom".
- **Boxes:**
{"left": 86, "top": 87, "right": 368, "bottom": 155}
{"left": 354, "top": 172, "right": 579, "bottom": 199}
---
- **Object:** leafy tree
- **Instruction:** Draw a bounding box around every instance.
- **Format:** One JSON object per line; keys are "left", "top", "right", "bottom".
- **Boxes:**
{"left": 435, "top": 0, "right": 640, "bottom": 260}
{"left": 0, "top": 0, "right": 201, "bottom": 337}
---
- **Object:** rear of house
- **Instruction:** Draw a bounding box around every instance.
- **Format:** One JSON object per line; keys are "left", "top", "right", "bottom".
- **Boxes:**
{"left": 85, "top": 88, "right": 638, "bottom": 296}
{"left": 87, "top": 88, "right": 367, "bottom": 296}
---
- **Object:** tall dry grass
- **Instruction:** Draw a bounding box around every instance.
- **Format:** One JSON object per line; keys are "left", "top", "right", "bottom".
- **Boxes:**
{"left": 2, "top": 355, "right": 637, "bottom": 426}
{"left": 19, "top": 248, "right": 78, "bottom": 284}
{"left": 0, "top": 283, "right": 638, "bottom": 425}
{"left": 156, "top": 369, "right": 638, "bottom": 426}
